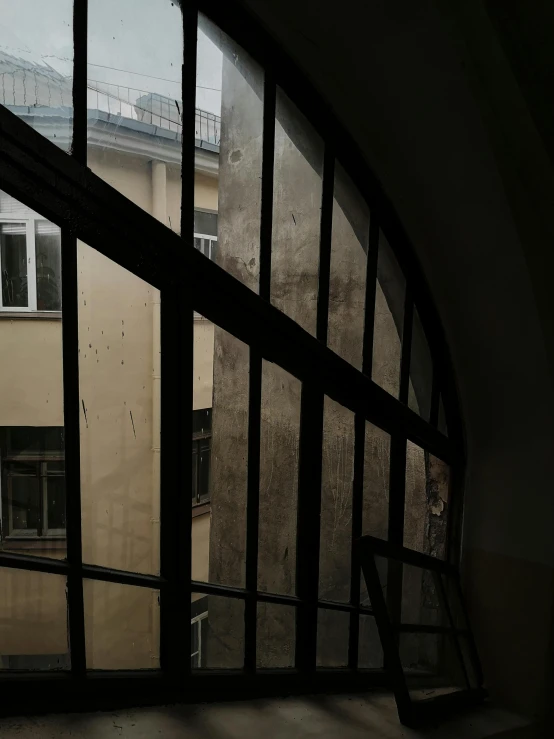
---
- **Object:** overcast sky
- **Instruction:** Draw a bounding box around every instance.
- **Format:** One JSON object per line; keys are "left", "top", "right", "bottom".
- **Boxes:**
{"left": 0, "top": 0, "right": 222, "bottom": 114}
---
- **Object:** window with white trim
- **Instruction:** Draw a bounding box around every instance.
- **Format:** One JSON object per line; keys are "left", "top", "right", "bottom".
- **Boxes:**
{"left": 194, "top": 209, "right": 217, "bottom": 262}
{"left": 0, "top": 190, "right": 61, "bottom": 312}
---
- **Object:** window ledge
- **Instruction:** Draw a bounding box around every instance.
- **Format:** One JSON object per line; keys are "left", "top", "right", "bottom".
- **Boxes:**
{"left": 192, "top": 503, "right": 210, "bottom": 518}
{"left": 0, "top": 311, "right": 62, "bottom": 320}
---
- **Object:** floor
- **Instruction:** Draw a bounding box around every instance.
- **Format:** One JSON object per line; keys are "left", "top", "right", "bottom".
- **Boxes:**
{"left": 0, "top": 693, "right": 533, "bottom": 739}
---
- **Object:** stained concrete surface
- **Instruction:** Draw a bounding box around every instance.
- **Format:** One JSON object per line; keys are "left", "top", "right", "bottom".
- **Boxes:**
{"left": 0, "top": 694, "right": 530, "bottom": 739}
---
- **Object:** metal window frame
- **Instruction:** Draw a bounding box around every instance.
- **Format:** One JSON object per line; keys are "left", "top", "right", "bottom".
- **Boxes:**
{"left": 358, "top": 535, "right": 485, "bottom": 727}
{"left": 0, "top": 0, "right": 465, "bottom": 717}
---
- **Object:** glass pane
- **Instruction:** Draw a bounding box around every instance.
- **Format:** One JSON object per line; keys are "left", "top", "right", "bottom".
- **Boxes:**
{"left": 198, "top": 14, "right": 263, "bottom": 290}
{"left": 441, "top": 574, "right": 469, "bottom": 631}
{"left": 45, "top": 473, "right": 66, "bottom": 531}
{"left": 0, "top": 0, "right": 73, "bottom": 151}
{"left": 35, "top": 221, "right": 62, "bottom": 311}
{"left": 359, "top": 614, "right": 383, "bottom": 669}
{"left": 256, "top": 602, "right": 295, "bottom": 668}
{"left": 405, "top": 443, "right": 450, "bottom": 559}
{"left": 399, "top": 632, "right": 467, "bottom": 699}
{"left": 84, "top": 580, "right": 159, "bottom": 669}
{"left": 191, "top": 593, "right": 244, "bottom": 669}
{"left": 372, "top": 233, "right": 405, "bottom": 398}
{"left": 0, "top": 568, "right": 69, "bottom": 670}
{"left": 271, "top": 88, "right": 323, "bottom": 334}
{"left": 316, "top": 609, "right": 349, "bottom": 667}
{"left": 401, "top": 565, "right": 445, "bottom": 627}
{"left": 193, "top": 317, "right": 248, "bottom": 588}
{"left": 319, "top": 397, "right": 354, "bottom": 602}
{"left": 408, "top": 307, "right": 433, "bottom": 421}
{"left": 88, "top": 0, "right": 182, "bottom": 224}
{"left": 328, "top": 162, "right": 369, "bottom": 369}
{"left": 459, "top": 634, "right": 480, "bottom": 689}
{"left": 194, "top": 210, "right": 217, "bottom": 237}
{"left": 258, "top": 361, "right": 300, "bottom": 596}
{"left": 0, "top": 192, "right": 66, "bottom": 558}
{"left": 1, "top": 224, "right": 28, "bottom": 308}
{"left": 78, "top": 242, "right": 160, "bottom": 575}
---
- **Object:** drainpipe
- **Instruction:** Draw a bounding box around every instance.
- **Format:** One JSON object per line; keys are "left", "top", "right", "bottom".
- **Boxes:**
{"left": 150, "top": 160, "right": 166, "bottom": 662}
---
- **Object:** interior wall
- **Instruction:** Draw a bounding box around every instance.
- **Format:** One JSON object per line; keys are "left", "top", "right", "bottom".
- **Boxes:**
{"left": 240, "top": 0, "right": 554, "bottom": 719}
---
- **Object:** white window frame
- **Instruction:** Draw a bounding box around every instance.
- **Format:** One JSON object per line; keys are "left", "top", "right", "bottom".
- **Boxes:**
{"left": 190, "top": 610, "right": 208, "bottom": 668}
{"left": 193, "top": 232, "right": 217, "bottom": 262}
{"left": 0, "top": 217, "right": 37, "bottom": 312}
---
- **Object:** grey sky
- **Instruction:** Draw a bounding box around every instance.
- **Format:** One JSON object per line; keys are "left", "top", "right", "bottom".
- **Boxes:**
{"left": 0, "top": 0, "right": 222, "bottom": 115}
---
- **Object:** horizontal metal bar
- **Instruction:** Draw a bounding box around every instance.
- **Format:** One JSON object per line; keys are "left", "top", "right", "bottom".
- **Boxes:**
{"left": 0, "top": 105, "right": 459, "bottom": 466}
{"left": 359, "top": 535, "right": 458, "bottom": 575}
{"left": 395, "top": 623, "right": 468, "bottom": 636}
{"left": 0, "top": 551, "right": 69, "bottom": 576}
{"left": 81, "top": 564, "right": 165, "bottom": 590}
{"left": 0, "top": 551, "right": 165, "bottom": 589}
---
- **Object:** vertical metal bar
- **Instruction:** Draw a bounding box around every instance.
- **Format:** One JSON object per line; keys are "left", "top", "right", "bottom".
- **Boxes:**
{"left": 61, "top": 228, "right": 86, "bottom": 676}
{"left": 362, "top": 215, "right": 380, "bottom": 376}
{"left": 316, "top": 146, "right": 335, "bottom": 343}
{"left": 63, "top": 0, "right": 88, "bottom": 677}
{"left": 71, "top": 0, "right": 88, "bottom": 166}
{"left": 258, "top": 73, "right": 276, "bottom": 302}
{"left": 245, "top": 66, "right": 275, "bottom": 671}
{"left": 244, "top": 349, "right": 261, "bottom": 671}
{"left": 398, "top": 291, "right": 414, "bottom": 406}
{"left": 349, "top": 214, "right": 378, "bottom": 668}
{"left": 295, "top": 383, "right": 324, "bottom": 671}
{"left": 159, "top": 1, "right": 197, "bottom": 681}
{"left": 386, "top": 435, "right": 406, "bottom": 627}
{"left": 348, "top": 411, "right": 365, "bottom": 669}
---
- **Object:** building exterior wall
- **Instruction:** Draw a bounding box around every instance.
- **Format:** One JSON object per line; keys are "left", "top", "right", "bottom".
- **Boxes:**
{"left": 0, "top": 148, "right": 217, "bottom": 668}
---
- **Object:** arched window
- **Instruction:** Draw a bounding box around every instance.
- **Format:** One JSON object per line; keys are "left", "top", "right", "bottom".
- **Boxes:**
{"left": 0, "top": 0, "right": 462, "bottom": 713}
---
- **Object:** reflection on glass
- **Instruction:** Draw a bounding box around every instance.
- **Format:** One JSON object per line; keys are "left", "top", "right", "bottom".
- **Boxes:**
{"left": 271, "top": 88, "right": 323, "bottom": 333}
{"left": 1, "top": 224, "right": 27, "bottom": 308}
{"left": 78, "top": 242, "right": 159, "bottom": 575}
{"left": 88, "top": 0, "right": 182, "bottom": 224}
{"left": 0, "top": 568, "right": 69, "bottom": 670}
{"left": 198, "top": 14, "right": 263, "bottom": 289}
{"left": 191, "top": 593, "right": 244, "bottom": 669}
{"left": 401, "top": 565, "right": 444, "bottom": 627}
{"left": 399, "top": 632, "right": 467, "bottom": 699}
{"left": 0, "top": 0, "right": 73, "bottom": 151}
{"left": 258, "top": 361, "right": 300, "bottom": 596}
{"left": 319, "top": 397, "right": 354, "bottom": 603}
{"left": 316, "top": 609, "right": 349, "bottom": 667}
{"left": 35, "top": 222, "right": 61, "bottom": 311}
{"left": 328, "top": 162, "right": 369, "bottom": 368}
{"left": 408, "top": 307, "right": 433, "bottom": 421}
{"left": 84, "top": 579, "right": 159, "bottom": 669}
{"left": 372, "top": 233, "right": 405, "bottom": 398}
{"left": 257, "top": 602, "right": 295, "bottom": 668}
{"left": 404, "top": 443, "right": 449, "bottom": 559}
{"left": 197, "top": 320, "right": 248, "bottom": 588}
{"left": 358, "top": 614, "right": 383, "bottom": 669}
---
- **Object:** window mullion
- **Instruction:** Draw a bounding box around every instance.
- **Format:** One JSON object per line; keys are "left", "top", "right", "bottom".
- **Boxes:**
{"left": 26, "top": 219, "right": 37, "bottom": 311}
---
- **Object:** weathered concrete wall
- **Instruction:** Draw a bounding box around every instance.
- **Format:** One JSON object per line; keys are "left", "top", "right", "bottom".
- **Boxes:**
{"left": 208, "top": 46, "right": 442, "bottom": 669}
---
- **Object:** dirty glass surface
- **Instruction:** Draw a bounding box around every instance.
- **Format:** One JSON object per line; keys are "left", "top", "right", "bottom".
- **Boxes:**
{"left": 0, "top": 0, "right": 73, "bottom": 151}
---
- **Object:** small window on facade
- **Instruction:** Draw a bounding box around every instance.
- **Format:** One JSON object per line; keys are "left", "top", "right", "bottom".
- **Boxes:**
{"left": 192, "top": 409, "right": 212, "bottom": 506}
{"left": 0, "top": 191, "right": 61, "bottom": 312}
{"left": 193, "top": 210, "right": 218, "bottom": 262}
{"left": 1, "top": 427, "right": 65, "bottom": 539}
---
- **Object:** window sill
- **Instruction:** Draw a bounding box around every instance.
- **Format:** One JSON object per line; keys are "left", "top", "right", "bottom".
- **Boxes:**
{"left": 2, "top": 538, "right": 67, "bottom": 551}
{"left": 0, "top": 311, "right": 62, "bottom": 320}
{"left": 192, "top": 503, "right": 210, "bottom": 518}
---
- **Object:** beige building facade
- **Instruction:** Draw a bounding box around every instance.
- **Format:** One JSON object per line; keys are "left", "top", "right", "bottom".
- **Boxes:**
{"left": 0, "top": 106, "right": 218, "bottom": 669}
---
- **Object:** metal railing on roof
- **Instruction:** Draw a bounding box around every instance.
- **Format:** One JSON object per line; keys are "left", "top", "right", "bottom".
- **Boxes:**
{"left": 0, "top": 68, "right": 220, "bottom": 145}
